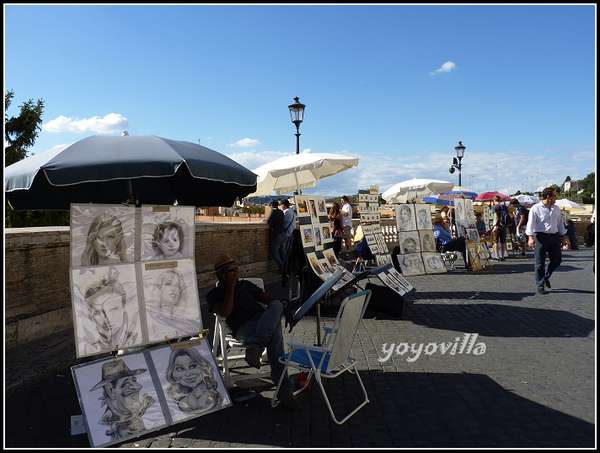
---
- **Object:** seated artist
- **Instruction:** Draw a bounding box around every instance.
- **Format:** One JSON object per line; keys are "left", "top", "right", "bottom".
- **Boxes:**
{"left": 433, "top": 215, "right": 472, "bottom": 271}
{"left": 475, "top": 212, "right": 488, "bottom": 236}
{"left": 206, "top": 254, "right": 301, "bottom": 411}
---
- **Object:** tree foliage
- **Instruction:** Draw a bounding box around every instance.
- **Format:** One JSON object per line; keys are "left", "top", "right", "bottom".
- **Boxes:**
{"left": 5, "top": 90, "right": 71, "bottom": 228}
{"left": 5, "top": 90, "right": 45, "bottom": 166}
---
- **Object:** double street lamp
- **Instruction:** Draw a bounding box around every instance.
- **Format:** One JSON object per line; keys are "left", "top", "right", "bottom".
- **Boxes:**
{"left": 449, "top": 141, "right": 466, "bottom": 187}
{"left": 288, "top": 97, "right": 306, "bottom": 154}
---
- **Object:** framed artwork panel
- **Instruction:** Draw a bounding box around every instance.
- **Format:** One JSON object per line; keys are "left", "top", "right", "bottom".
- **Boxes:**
{"left": 141, "top": 205, "right": 195, "bottom": 262}
{"left": 419, "top": 230, "right": 437, "bottom": 252}
{"left": 422, "top": 252, "right": 447, "bottom": 274}
{"left": 71, "top": 264, "right": 144, "bottom": 357}
{"left": 71, "top": 204, "right": 136, "bottom": 267}
{"left": 72, "top": 351, "right": 165, "bottom": 447}
{"left": 395, "top": 204, "right": 417, "bottom": 232}
{"left": 72, "top": 340, "right": 231, "bottom": 448}
{"left": 398, "top": 252, "right": 425, "bottom": 276}
{"left": 398, "top": 231, "right": 421, "bottom": 255}
{"left": 415, "top": 203, "right": 433, "bottom": 230}
{"left": 141, "top": 259, "right": 202, "bottom": 343}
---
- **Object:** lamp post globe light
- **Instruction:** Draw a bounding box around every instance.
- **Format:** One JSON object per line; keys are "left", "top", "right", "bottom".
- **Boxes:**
{"left": 288, "top": 97, "right": 306, "bottom": 155}
{"left": 449, "top": 141, "right": 466, "bottom": 187}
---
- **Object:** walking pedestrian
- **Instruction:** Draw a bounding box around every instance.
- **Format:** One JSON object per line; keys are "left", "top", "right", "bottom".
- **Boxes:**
{"left": 340, "top": 195, "right": 353, "bottom": 251}
{"left": 525, "top": 187, "right": 567, "bottom": 294}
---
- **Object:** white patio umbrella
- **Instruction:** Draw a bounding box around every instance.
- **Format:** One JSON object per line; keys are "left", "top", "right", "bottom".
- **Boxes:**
{"left": 555, "top": 199, "right": 585, "bottom": 210}
{"left": 382, "top": 178, "right": 454, "bottom": 204}
{"left": 248, "top": 152, "right": 359, "bottom": 196}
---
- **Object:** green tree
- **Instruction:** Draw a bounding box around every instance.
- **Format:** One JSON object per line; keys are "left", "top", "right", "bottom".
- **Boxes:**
{"left": 5, "top": 90, "right": 45, "bottom": 166}
{"left": 578, "top": 172, "right": 595, "bottom": 198}
{"left": 5, "top": 90, "right": 70, "bottom": 228}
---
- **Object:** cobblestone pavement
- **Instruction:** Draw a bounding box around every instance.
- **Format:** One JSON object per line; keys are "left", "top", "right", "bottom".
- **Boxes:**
{"left": 4, "top": 247, "right": 596, "bottom": 448}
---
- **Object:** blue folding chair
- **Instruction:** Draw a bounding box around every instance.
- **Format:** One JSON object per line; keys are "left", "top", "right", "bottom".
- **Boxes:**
{"left": 271, "top": 289, "right": 372, "bottom": 425}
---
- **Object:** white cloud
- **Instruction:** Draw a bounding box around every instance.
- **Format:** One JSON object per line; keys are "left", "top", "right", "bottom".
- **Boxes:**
{"left": 42, "top": 113, "right": 129, "bottom": 133}
{"left": 430, "top": 61, "right": 456, "bottom": 75}
{"left": 227, "top": 138, "right": 260, "bottom": 147}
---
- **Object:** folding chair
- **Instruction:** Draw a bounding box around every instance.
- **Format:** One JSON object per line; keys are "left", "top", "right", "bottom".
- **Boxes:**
{"left": 211, "top": 278, "right": 270, "bottom": 389}
{"left": 271, "top": 289, "right": 372, "bottom": 425}
{"left": 436, "top": 238, "right": 458, "bottom": 271}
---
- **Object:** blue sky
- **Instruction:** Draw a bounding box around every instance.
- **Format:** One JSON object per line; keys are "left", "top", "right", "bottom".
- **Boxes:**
{"left": 4, "top": 4, "right": 596, "bottom": 199}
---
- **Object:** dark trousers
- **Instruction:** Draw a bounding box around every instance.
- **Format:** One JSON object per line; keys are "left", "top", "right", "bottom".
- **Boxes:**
{"left": 441, "top": 236, "right": 469, "bottom": 269}
{"left": 533, "top": 232, "right": 562, "bottom": 289}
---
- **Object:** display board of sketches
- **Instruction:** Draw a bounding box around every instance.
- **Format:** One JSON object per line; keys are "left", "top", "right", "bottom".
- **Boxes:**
{"left": 295, "top": 195, "right": 356, "bottom": 291}
{"left": 358, "top": 188, "right": 393, "bottom": 267}
{"left": 395, "top": 203, "right": 446, "bottom": 276}
{"left": 71, "top": 339, "right": 231, "bottom": 448}
{"left": 70, "top": 204, "right": 201, "bottom": 358}
{"left": 455, "top": 198, "right": 481, "bottom": 246}
{"left": 358, "top": 188, "right": 414, "bottom": 297}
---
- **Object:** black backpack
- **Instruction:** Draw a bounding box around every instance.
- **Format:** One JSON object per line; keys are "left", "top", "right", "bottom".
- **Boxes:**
{"left": 497, "top": 205, "right": 514, "bottom": 229}
{"left": 584, "top": 223, "right": 595, "bottom": 246}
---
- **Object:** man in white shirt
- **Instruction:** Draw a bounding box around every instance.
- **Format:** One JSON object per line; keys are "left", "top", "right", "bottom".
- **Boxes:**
{"left": 340, "top": 195, "right": 353, "bottom": 251}
{"left": 525, "top": 187, "right": 567, "bottom": 294}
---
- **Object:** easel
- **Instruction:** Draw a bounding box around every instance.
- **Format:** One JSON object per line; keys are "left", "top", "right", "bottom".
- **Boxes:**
{"left": 466, "top": 240, "right": 483, "bottom": 271}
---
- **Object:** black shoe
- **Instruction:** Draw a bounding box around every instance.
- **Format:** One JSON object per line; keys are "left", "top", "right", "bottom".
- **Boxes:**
{"left": 244, "top": 348, "right": 262, "bottom": 369}
{"left": 537, "top": 287, "right": 547, "bottom": 294}
{"left": 278, "top": 392, "right": 302, "bottom": 411}
{"left": 544, "top": 277, "right": 551, "bottom": 289}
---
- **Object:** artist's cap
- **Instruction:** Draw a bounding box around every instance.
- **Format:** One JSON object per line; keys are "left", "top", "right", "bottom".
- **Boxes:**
{"left": 90, "top": 359, "right": 147, "bottom": 391}
{"left": 214, "top": 254, "right": 237, "bottom": 273}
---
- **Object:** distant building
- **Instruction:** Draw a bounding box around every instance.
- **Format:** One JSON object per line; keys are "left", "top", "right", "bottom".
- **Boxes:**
{"left": 563, "top": 180, "right": 580, "bottom": 193}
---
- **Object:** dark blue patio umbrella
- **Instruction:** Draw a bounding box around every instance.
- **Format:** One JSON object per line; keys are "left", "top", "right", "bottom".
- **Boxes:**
{"left": 5, "top": 134, "right": 258, "bottom": 211}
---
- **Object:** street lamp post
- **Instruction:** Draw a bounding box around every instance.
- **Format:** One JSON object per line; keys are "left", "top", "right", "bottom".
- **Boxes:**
{"left": 288, "top": 97, "right": 306, "bottom": 154}
{"left": 449, "top": 141, "right": 466, "bottom": 187}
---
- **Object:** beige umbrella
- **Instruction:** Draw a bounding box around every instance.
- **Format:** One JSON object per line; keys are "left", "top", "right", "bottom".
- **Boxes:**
{"left": 249, "top": 152, "right": 359, "bottom": 196}
{"left": 555, "top": 199, "right": 585, "bottom": 210}
{"left": 382, "top": 178, "right": 454, "bottom": 203}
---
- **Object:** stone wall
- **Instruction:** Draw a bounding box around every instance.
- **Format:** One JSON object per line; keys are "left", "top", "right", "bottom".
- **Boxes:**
{"left": 6, "top": 217, "right": 590, "bottom": 349}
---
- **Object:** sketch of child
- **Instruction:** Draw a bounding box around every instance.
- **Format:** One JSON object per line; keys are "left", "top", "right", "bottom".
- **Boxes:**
{"left": 152, "top": 222, "right": 185, "bottom": 260}
{"left": 165, "top": 348, "right": 224, "bottom": 414}
{"left": 81, "top": 213, "right": 129, "bottom": 266}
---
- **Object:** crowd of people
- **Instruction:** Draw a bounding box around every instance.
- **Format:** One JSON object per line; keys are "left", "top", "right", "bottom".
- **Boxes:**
{"left": 208, "top": 189, "right": 591, "bottom": 413}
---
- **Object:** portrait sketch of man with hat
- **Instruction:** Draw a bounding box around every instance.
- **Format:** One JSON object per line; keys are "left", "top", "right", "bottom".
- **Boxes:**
{"left": 89, "top": 358, "right": 156, "bottom": 443}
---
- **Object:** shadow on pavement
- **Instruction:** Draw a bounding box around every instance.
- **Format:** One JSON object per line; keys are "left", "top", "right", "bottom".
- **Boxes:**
{"left": 403, "top": 302, "right": 594, "bottom": 338}
{"left": 6, "top": 369, "right": 594, "bottom": 448}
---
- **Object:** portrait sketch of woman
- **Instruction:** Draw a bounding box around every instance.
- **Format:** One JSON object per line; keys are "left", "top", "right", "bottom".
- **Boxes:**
{"left": 142, "top": 259, "right": 201, "bottom": 342}
{"left": 71, "top": 264, "right": 143, "bottom": 357}
{"left": 395, "top": 204, "right": 417, "bottom": 232}
{"left": 141, "top": 206, "right": 195, "bottom": 261}
{"left": 71, "top": 204, "right": 136, "bottom": 267}
{"left": 150, "top": 342, "right": 231, "bottom": 423}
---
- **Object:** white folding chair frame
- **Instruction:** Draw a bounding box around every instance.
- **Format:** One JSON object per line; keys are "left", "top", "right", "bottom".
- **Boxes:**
{"left": 271, "top": 289, "right": 372, "bottom": 425}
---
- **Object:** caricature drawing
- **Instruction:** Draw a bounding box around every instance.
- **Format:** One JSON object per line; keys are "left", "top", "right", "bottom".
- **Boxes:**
{"left": 89, "top": 359, "right": 155, "bottom": 441}
{"left": 165, "top": 348, "right": 225, "bottom": 414}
